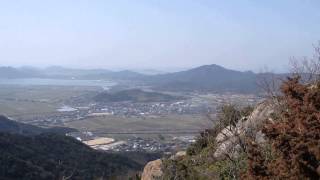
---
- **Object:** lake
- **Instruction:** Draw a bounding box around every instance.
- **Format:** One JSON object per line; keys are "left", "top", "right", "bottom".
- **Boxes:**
{"left": 0, "top": 78, "right": 116, "bottom": 88}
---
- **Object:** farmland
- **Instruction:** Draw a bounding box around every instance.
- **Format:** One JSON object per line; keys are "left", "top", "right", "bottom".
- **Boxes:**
{"left": 0, "top": 83, "right": 261, "bottom": 153}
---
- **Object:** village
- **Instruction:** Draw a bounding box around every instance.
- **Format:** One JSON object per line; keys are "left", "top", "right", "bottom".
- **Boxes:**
{"left": 10, "top": 92, "right": 261, "bottom": 153}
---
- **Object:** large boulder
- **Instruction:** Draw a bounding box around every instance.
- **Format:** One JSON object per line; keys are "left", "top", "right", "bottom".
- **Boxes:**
{"left": 141, "top": 159, "right": 163, "bottom": 180}
{"left": 170, "top": 151, "right": 186, "bottom": 160}
{"left": 241, "top": 100, "right": 276, "bottom": 131}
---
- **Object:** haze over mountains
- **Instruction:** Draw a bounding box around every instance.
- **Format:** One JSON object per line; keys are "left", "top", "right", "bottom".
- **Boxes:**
{"left": 0, "top": 66, "right": 144, "bottom": 80}
{"left": 0, "top": 64, "right": 284, "bottom": 93}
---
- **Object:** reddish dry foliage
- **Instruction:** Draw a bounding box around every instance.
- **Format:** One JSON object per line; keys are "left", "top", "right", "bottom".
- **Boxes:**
{"left": 244, "top": 77, "right": 320, "bottom": 180}
{"left": 243, "top": 140, "right": 270, "bottom": 180}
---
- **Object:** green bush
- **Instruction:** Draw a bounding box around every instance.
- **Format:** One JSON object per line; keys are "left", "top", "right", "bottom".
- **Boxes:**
{"left": 162, "top": 105, "right": 254, "bottom": 179}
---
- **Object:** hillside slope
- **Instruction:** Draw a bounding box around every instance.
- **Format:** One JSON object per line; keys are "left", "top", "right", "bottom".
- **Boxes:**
{"left": 0, "top": 115, "right": 76, "bottom": 135}
{"left": 0, "top": 116, "right": 160, "bottom": 179}
{"left": 0, "top": 132, "right": 141, "bottom": 180}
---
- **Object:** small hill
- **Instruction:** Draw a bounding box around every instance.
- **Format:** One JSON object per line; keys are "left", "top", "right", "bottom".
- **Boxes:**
{"left": 94, "top": 89, "right": 182, "bottom": 103}
{"left": 81, "top": 70, "right": 146, "bottom": 80}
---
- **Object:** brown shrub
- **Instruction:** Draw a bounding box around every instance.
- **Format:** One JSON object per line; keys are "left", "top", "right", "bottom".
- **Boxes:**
{"left": 245, "top": 77, "right": 320, "bottom": 179}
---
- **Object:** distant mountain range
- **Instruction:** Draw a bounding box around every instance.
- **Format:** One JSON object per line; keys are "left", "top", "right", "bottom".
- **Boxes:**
{"left": 0, "top": 66, "right": 145, "bottom": 80}
{"left": 0, "top": 66, "right": 43, "bottom": 78}
{"left": 0, "top": 64, "right": 287, "bottom": 93}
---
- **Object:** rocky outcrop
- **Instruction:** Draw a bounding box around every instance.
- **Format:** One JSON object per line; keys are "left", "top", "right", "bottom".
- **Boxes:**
{"left": 141, "top": 151, "right": 186, "bottom": 180}
{"left": 142, "top": 101, "right": 278, "bottom": 178}
{"left": 141, "top": 159, "right": 163, "bottom": 180}
{"left": 214, "top": 101, "right": 276, "bottom": 158}
{"left": 241, "top": 100, "right": 276, "bottom": 131}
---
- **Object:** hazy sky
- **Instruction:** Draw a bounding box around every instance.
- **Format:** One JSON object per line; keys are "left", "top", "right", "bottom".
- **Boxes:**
{"left": 0, "top": 0, "right": 319, "bottom": 72}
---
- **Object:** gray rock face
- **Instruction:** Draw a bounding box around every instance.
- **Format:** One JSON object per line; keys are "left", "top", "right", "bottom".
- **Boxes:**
{"left": 214, "top": 101, "right": 275, "bottom": 158}
{"left": 241, "top": 100, "right": 276, "bottom": 131}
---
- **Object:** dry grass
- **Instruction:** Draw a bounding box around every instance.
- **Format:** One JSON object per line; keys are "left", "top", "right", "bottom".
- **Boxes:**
{"left": 84, "top": 137, "right": 115, "bottom": 146}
